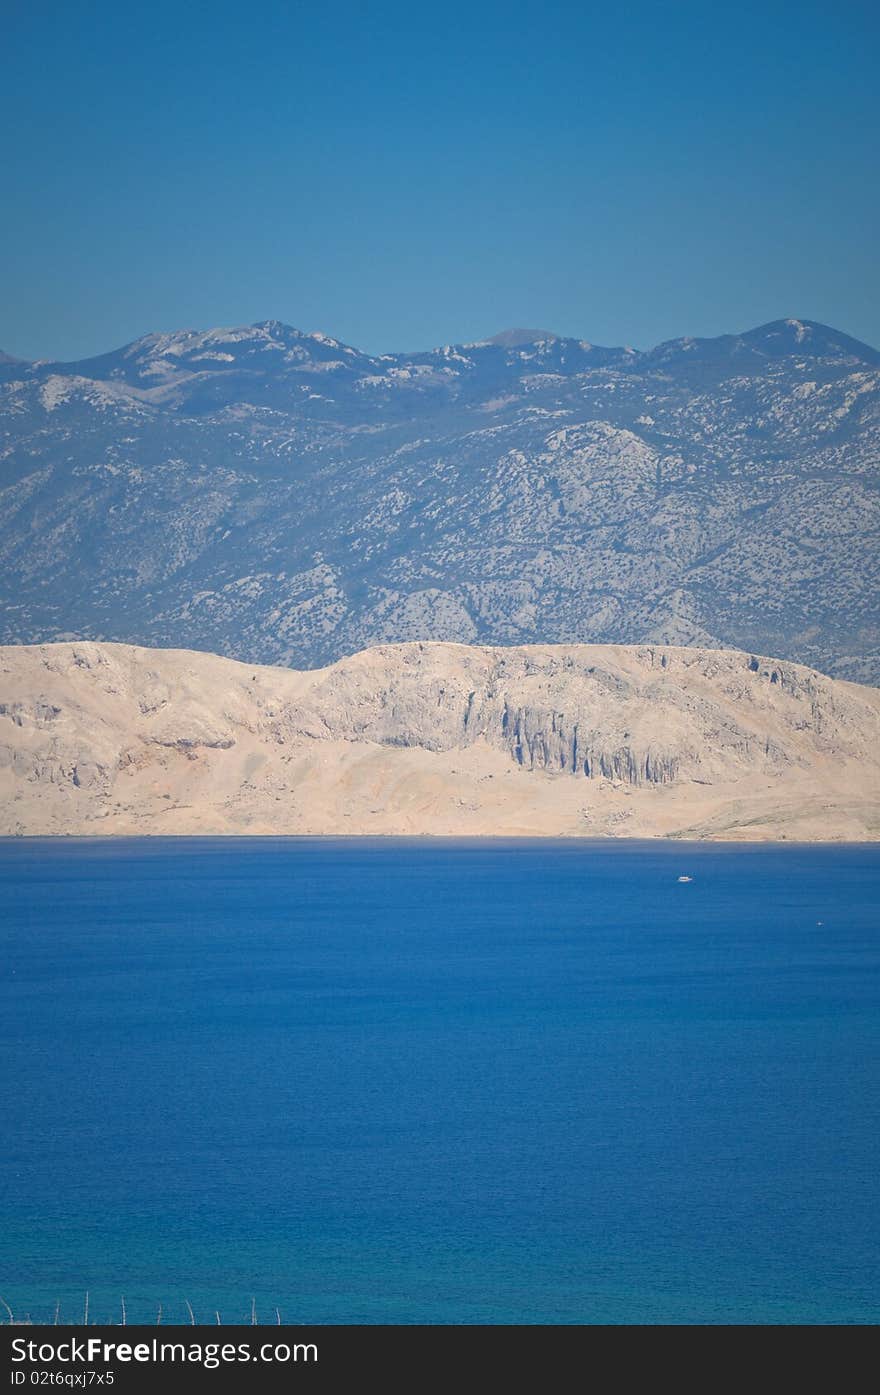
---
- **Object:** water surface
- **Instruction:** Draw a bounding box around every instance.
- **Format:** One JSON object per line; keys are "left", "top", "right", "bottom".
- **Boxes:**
{"left": 1, "top": 837, "right": 878, "bottom": 1324}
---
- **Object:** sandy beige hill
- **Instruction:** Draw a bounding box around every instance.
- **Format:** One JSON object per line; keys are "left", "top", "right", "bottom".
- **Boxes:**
{"left": 1, "top": 639, "right": 879, "bottom": 840}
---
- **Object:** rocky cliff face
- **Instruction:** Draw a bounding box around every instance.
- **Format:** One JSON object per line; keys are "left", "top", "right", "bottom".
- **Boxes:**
{"left": 2, "top": 640, "right": 878, "bottom": 840}
{"left": 282, "top": 643, "right": 842, "bottom": 782}
{"left": 1, "top": 317, "right": 878, "bottom": 683}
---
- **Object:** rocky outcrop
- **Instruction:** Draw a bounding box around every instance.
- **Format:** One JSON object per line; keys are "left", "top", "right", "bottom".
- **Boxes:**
{"left": 1, "top": 639, "right": 879, "bottom": 840}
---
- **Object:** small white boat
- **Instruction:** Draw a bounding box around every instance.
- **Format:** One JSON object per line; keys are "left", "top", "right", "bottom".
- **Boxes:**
{"left": 677, "top": 875, "right": 693, "bottom": 883}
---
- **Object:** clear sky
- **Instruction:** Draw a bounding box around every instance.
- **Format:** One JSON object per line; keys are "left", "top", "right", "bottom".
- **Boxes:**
{"left": 2, "top": 0, "right": 878, "bottom": 361}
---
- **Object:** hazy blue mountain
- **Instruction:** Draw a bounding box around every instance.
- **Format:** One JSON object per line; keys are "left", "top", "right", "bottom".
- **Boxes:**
{"left": 646, "top": 319, "right": 880, "bottom": 374}
{"left": 1, "top": 317, "right": 878, "bottom": 680}
{"left": 486, "top": 328, "right": 561, "bottom": 347}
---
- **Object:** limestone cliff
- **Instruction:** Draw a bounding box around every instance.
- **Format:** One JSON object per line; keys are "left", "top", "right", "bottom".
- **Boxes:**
{"left": 1, "top": 640, "right": 878, "bottom": 839}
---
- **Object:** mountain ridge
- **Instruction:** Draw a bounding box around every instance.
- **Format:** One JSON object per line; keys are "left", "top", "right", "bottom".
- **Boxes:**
{"left": 1, "top": 313, "right": 878, "bottom": 683}
{"left": 2, "top": 638, "right": 879, "bottom": 840}
{"left": 3, "top": 316, "right": 878, "bottom": 376}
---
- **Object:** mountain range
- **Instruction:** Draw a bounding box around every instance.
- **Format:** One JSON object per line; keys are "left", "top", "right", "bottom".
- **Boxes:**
{"left": 1, "top": 317, "right": 878, "bottom": 680}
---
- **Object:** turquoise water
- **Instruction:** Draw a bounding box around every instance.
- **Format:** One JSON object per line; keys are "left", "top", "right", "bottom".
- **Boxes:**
{"left": 1, "top": 837, "right": 879, "bottom": 1325}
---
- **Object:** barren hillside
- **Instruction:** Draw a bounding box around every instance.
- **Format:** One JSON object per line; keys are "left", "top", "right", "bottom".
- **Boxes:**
{"left": 2, "top": 639, "right": 879, "bottom": 839}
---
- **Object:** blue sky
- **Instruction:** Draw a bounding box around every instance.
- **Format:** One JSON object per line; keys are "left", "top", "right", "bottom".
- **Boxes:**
{"left": 2, "top": 0, "right": 878, "bottom": 360}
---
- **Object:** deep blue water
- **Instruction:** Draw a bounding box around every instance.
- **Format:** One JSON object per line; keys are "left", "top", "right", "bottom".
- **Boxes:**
{"left": 1, "top": 837, "right": 879, "bottom": 1325}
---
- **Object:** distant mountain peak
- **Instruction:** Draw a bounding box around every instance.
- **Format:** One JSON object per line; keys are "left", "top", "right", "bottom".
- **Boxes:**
{"left": 486, "top": 328, "right": 560, "bottom": 348}
{"left": 251, "top": 318, "right": 290, "bottom": 335}
{"left": 743, "top": 318, "right": 880, "bottom": 362}
{"left": 647, "top": 318, "right": 880, "bottom": 369}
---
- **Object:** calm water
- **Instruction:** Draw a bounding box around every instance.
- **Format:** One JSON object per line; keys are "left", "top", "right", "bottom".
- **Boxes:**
{"left": 1, "top": 837, "right": 879, "bottom": 1325}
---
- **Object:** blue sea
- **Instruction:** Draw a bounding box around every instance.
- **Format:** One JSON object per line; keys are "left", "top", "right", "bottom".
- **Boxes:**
{"left": 1, "top": 837, "right": 879, "bottom": 1325}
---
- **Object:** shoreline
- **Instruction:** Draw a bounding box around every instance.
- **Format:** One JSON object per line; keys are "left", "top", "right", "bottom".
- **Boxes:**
{"left": 2, "top": 832, "right": 879, "bottom": 848}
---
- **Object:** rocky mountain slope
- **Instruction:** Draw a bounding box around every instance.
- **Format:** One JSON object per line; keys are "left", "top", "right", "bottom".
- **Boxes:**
{"left": 1, "top": 317, "right": 878, "bottom": 682}
{"left": 2, "top": 640, "right": 878, "bottom": 840}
